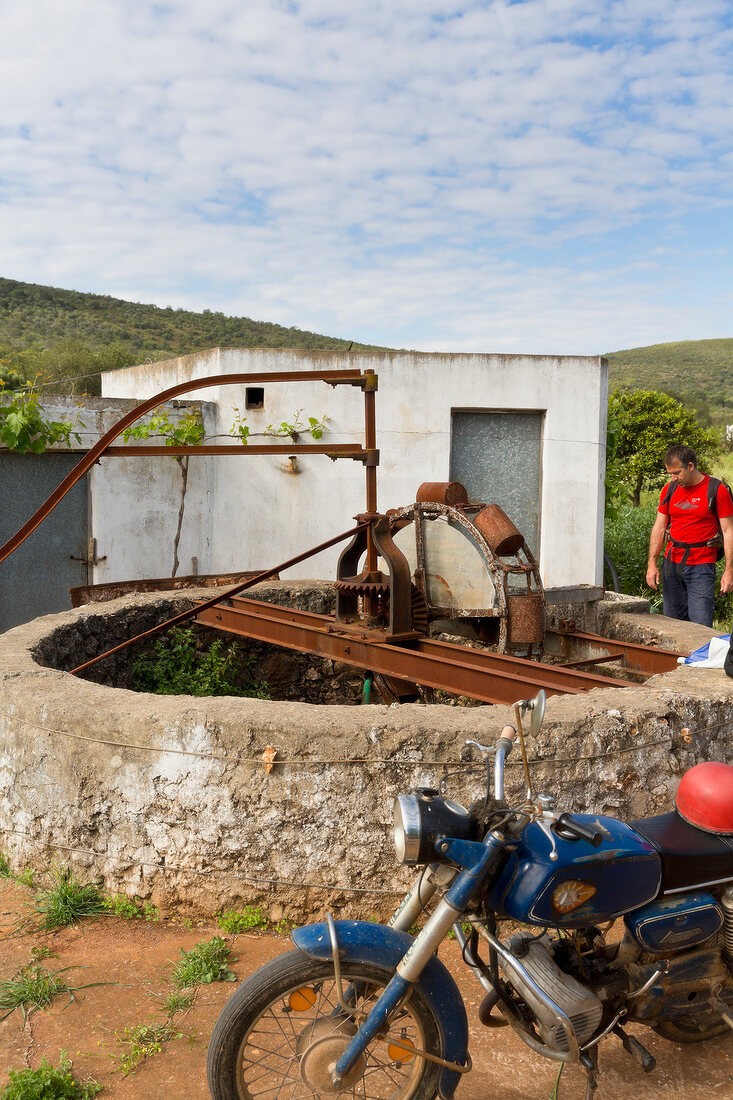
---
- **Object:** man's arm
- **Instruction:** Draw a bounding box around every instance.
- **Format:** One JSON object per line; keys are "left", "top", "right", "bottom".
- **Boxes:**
{"left": 646, "top": 512, "right": 669, "bottom": 590}
{"left": 720, "top": 515, "right": 733, "bottom": 594}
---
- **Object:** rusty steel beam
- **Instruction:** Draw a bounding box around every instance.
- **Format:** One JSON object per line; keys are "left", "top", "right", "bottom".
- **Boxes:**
{"left": 198, "top": 598, "right": 636, "bottom": 704}
{"left": 103, "top": 444, "right": 368, "bottom": 458}
{"left": 70, "top": 523, "right": 367, "bottom": 676}
{"left": 549, "top": 629, "right": 684, "bottom": 675}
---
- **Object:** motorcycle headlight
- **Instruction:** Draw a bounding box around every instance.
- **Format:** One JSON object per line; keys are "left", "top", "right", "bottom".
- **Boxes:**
{"left": 393, "top": 788, "right": 476, "bottom": 865}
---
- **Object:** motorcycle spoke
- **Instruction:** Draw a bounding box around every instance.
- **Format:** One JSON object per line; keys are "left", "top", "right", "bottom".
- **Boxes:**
{"left": 232, "top": 969, "right": 431, "bottom": 1100}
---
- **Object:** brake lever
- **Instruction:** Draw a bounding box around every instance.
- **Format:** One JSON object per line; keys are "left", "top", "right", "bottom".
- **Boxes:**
{"left": 536, "top": 815, "right": 559, "bottom": 861}
{"left": 465, "top": 739, "right": 497, "bottom": 760}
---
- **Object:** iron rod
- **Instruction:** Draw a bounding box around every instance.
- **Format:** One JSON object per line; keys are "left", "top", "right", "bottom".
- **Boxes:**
{"left": 70, "top": 523, "right": 368, "bottom": 676}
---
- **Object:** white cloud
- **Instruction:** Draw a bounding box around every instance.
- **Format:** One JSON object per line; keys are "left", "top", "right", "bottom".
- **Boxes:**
{"left": 0, "top": 0, "right": 732, "bottom": 351}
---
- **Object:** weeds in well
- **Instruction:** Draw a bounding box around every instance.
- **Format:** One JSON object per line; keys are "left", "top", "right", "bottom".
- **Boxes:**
{"left": 0, "top": 1052, "right": 102, "bottom": 1099}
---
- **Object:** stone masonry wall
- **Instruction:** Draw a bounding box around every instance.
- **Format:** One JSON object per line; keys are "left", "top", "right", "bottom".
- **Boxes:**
{"left": 1, "top": 583, "right": 732, "bottom": 922}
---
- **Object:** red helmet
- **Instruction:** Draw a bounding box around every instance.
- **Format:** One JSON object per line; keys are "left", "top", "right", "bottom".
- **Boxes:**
{"left": 676, "top": 762, "right": 733, "bottom": 835}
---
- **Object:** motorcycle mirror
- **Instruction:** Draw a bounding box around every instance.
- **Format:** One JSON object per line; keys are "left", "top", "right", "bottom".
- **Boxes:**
{"left": 529, "top": 690, "right": 546, "bottom": 737}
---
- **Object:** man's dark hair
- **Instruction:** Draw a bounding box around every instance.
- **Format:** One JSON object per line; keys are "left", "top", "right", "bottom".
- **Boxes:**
{"left": 665, "top": 444, "right": 698, "bottom": 468}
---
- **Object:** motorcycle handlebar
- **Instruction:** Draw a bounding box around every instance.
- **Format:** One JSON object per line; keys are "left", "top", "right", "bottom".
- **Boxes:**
{"left": 552, "top": 813, "right": 604, "bottom": 848}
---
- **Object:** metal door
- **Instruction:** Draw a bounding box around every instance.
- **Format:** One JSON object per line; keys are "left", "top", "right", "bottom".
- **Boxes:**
{"left": 0, "top": 453, "right": 88, "bottom": 633}
{"left": 450, "top": 410, "right": 543, "bottom": 557}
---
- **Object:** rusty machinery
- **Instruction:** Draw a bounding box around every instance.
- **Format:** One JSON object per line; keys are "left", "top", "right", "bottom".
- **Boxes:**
{"left": 0, "top": 367, "right": 683, "bottom": 703}
{"left": 333, "top": 481, "right": 544, "bottom": 656}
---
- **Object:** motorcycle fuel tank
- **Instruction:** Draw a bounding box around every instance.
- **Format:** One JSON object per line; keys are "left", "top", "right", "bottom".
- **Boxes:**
{"left": 486, "top": 815, "right": 662, "bottom": 927}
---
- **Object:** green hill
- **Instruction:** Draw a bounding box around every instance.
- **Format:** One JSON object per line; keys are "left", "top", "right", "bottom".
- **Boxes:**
{"left": 606, "top": 338, "right": 733, "bottom": 424}
{"left": 0, "top": 276, "right": 386, "bottom": 393}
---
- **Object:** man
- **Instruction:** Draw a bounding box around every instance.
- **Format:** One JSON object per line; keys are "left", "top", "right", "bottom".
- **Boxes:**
{"left": 646, "top": 444, "right": 733, "bottom": 626}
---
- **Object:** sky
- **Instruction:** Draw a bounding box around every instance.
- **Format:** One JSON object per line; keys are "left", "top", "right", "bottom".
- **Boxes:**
{"left": 2, "top": 0, "right": 733, "bottom": 354}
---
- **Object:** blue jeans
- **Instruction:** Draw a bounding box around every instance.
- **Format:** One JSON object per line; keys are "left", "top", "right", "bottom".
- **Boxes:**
{"left": 662, "top": 558, "right": 716, "bottom": 626}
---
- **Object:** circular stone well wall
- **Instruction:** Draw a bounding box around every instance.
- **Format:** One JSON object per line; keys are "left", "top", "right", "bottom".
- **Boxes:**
{"left": 1, "top": 582, "right": 732, "bottom": 921}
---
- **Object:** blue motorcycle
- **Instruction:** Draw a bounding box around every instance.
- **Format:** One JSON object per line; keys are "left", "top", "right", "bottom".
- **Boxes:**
{"left": 208, "top": 691, "right": 733, "bottom": 1100}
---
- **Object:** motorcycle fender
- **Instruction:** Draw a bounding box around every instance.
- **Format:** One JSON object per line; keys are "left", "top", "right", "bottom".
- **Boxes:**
{"left": 292, "top": 920, "right": 469, "bottom": 1099}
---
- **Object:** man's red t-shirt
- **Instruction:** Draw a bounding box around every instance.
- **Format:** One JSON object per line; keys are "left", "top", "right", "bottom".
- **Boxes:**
{"left": 659, "top": 475, "right": 733, "bottom": 565}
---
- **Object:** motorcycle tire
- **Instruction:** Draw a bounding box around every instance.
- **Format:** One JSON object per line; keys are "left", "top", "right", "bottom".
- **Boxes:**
{"left": 207, "top": 949, "right": 443, "bottom": 1100}
{"left": 653, "top": 1015, "right": 729, "bottom": 1044}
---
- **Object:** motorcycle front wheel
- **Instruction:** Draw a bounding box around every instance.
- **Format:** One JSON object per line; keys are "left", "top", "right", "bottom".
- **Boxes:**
{"left": 207, "top": 949, "right": 443, "bottom": 1100}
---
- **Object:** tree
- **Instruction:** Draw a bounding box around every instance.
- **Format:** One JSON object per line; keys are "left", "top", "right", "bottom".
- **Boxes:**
{"left": 607, "top": 389, "right": 721, "bottom": 507}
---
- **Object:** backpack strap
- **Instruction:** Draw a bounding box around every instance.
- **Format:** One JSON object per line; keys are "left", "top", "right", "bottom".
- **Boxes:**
{"left": 708, "top": 477, "right": 720, "bottom": 516}
{"left": 662, "top": 482, "right": 676, "bottom": 508}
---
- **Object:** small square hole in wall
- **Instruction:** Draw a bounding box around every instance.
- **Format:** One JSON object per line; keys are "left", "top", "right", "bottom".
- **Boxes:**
{"left": 245, "top": 387, "right": 265, "bottom": 410}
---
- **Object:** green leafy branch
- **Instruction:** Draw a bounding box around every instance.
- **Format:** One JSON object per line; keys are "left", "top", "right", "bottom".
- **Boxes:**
{"left": 121, "top": 410, "right": 205, "bottom": 448}
{"left": 0, "top": 386, "right": 83, "bottom": 454}
{"left": 229, "top": 407, "right": 330, "bottom": 446}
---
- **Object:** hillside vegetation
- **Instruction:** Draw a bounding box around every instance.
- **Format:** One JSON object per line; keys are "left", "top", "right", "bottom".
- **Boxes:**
{"left": 0, "top": 276, "right": 385, "bottom": 393}
{"left": 606, "top": 338, "right": 733, "bottom": 424}
{"left": 1, "top": 276, "right": 732, "bottom": 418}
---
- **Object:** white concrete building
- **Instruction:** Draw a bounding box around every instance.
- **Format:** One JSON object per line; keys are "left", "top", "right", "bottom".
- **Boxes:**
{"left": 97, "top": 348, "right": 609, "bottom": 594}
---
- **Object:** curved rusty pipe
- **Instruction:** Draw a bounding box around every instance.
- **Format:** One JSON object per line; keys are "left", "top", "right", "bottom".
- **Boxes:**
{"left": 0, "top": 369, "right": 364, "bottom": 565}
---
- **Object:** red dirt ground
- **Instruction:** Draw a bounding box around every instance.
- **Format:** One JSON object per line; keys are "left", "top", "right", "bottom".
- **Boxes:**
{"left": 2, "top": 880, "right": 733, "bottom": 1099}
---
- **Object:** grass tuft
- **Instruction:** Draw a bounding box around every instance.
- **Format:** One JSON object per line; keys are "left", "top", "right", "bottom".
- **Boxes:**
{"left": 170, "top": 936, "right": 236, "bottom": 989}
{"left": 162, "top": 990, "right": 194, "bottom": 1016}
{"left": 33, "top": 866, "right": 105, "bottom": 930}
{"left": 0, "top": 958, "right": 104, "bottom": 1025}
{"left": 0, "top": 1052, "right": 102, "bottom": 1098}
{"left": 115, "top": 1021, "right": 179, "bottom": 1076}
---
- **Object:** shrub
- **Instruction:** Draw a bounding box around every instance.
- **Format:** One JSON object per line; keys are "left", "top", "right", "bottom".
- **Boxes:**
{"left": 132, "top": 626, "right": 269, "bottom": 698}
{"left": 0, "top": 1053, "right": 101, "bottom": 1098}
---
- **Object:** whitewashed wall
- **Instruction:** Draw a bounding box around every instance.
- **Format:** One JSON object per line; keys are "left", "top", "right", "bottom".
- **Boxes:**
{"left": 37, "top": 395, "right": 215, "bottom": 584}
{"left": 99, "top": 349, "right": 608, "bottom": 590}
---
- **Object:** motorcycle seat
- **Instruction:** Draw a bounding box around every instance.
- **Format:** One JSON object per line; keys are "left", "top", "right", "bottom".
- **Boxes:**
{"left": 631, "top": 811, "right": 733, "bottom": 894}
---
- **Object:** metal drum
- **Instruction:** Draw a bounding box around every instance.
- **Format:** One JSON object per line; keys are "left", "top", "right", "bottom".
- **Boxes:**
{"left": 474, "top": 504, "right": 524, "bottom": 556}
{"left": 415, "top": 482, "right": 469, "bottom": 506}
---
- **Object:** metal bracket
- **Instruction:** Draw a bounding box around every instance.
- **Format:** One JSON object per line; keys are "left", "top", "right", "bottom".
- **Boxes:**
{"left": 327, "top": 372, "right": 378, "bottom": 392}
{"left": 70, "top": 537, "right": 107, "bottom": 568}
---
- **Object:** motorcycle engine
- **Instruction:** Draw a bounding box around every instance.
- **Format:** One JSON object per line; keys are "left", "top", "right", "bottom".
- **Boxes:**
{"left": 502, "top": 933, "right": 603, "bottom": 1052}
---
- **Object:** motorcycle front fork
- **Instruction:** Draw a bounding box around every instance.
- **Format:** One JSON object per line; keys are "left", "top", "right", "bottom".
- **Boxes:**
{"left": 331, "top": 837, "right": 504, "bottom": 1087}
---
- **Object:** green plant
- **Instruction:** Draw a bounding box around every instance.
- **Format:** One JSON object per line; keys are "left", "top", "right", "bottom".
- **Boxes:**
{"left": 162, "top": 990, "right": 194, "bottom": 1016}
{"left": 170, "top": 936, "right": 236, "bottom": 989}
{"left": 115, "top": 1021, "right": 180, "bottom": 1076}
{"left": 0, "top": 961, "right": 103, "bottom": 1025}
{"left": 101, "top": 894, "right": 159, "bottom": 921}
{"left": 132, "top": 625, "right": 269, "bottom": 698}
{"left": 216, "top": 906, "right": 268, "bottom": 933}
{"left": 0, "top": 386, "right": 82, "bottom": 454}
{"left": 0, "top": 1053, "right": 102, "bottom": 1099}
{"left": 33, "top": 866, "right": 105, "bottom": 930}
{"left": 263, "top": 409, "right": 329, "bottom": 441}
{"left": 121, "top": 410, "right": 204, "bottom": 448}
{"left": 229, "top": 407, "right": 250, "bottom": 444}
{"left": 606, "top": 389, "right": 720, "bottom": 508}
{"left": 0, "top": 854, "right": 34, "bottom": 888}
